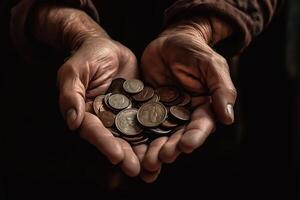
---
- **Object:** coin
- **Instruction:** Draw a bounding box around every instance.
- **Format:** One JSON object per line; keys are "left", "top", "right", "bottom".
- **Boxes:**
{"left": 108, "top": 94, "right": 130, "bottom": 110}
{"left": 107, "top": 78, "right": 126, "bottom": 94}
{"left": 149, "top": 127, "right": 172, "bottom": 135}
{"left": 98, "top": 111, "right": 116, "bottom": 128}
{"left": 115, "top": 108, "right": 144, "bottom": 136}
{"left": 178, "top": 92, "right": 191, "bottom": 106}
{"left": 122, "top": 134, "right": 145, "bottom": 142}
{"left": 109, "top": 128, "right": 120, "bottom": 137}
{"left": 131, "top": 137, "right": 149, "bottom": 146}
{"left": 132, "top": 86, "right": 154, "bottom": 102}
{"left": 156, "top": 86, "right": 180, "bottom": 103}
{"left": 170, "top": 106, "right": 191, "bottom": 121}
{"left": 147, "top": 94, "right": 160, "bottom": 103}
{"left": 93, "top": 95, "right": 106, "bottom": 115}
{"left": 86, "top": 101, "right": 94, "bottom": 113}
{"left": 90, "top": 78, "right": 193, "bottom": 146}
{"left": 137, "top": 102, "right": 167, "bottom": 127}
{"left": 163, "top": 93, "right": 185, "bottom": 106}
{"left": 161, "top": 118, "right": 178, "bottom": 129}
{"left": 104, "top": 93, "right": 113, "bottom": 109}
{"left": 123, "top": 79, "right": 144, "bottom": 94}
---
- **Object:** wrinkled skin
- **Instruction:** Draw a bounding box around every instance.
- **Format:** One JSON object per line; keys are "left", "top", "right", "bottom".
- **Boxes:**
{"left": 57, "top": 37, "right": 143, "bottom": 177}
{"left": 139, "top": 18, "right": 237, "bottom": 182}
{"left": 33, "top": 4, "right": 237, "bottom": 182}
{"left": 34, "top": 4, "right": 143, "bottom": 177}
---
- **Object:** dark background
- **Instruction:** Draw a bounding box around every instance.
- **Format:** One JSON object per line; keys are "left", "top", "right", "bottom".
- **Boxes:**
{"left": 0, "top": 1, "right": 298, "bottom": 199}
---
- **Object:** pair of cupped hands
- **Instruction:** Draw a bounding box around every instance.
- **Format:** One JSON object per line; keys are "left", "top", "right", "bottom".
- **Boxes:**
{"left": 34, "top": 4, "right": 237, "bottom": 183}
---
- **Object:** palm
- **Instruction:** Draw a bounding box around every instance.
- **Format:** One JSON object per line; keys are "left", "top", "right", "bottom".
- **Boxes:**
{"left": 58, "top": 38, "right": 143, "bottom": 177}
{"left": 139, "top": 35, "right": 215, "bottom": 182}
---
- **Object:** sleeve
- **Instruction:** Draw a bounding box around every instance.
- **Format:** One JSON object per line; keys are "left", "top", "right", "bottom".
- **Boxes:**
{"left": 164, "top": 0, "right": 283, "bottom": 56}
{"left": 10, "top": 0, "right": 99, "bottom": 62}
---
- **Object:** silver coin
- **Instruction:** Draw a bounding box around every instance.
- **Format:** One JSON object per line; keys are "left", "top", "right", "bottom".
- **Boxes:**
{"left": 123, "top": 79, "right": 144, "bottom": 94}
{"left": 115, "top": 108, "right": 144, "bottom": 136}
{"left": 137, "top": 102, "right": 167, "bottom": 127}
{"left": 108, "top": 94, "right": 130, "bottom": 110}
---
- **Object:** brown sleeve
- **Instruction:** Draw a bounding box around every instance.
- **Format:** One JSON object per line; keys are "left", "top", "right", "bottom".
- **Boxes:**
{"left": 10, "top": 0, "right": 99, "bottom": 62}
{"left": 164, "top": 0, "right": 282, "bottom": 56}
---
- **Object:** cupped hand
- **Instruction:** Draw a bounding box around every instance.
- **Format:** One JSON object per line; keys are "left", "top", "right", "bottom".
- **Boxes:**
{"left": 139, "top": 18, "right": 237, "bottom": 182}
{"left": 57, "top": 36, "right": 142, "bottom": 177}
{"left": 33, "top": 4, "right": 144, "bottom": 177}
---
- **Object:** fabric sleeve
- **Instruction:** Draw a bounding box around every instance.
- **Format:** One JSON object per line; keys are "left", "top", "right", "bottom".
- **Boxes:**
{"left": 164, "top": 0, "right": 282, "bottom": 56}
{"left": 10, "top": 0, "right": 99, "bottom": 62}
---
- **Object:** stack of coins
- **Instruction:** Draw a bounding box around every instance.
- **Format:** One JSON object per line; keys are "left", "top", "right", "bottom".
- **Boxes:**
{"left": 89, "top": 78, "right": 192, "bottom": 146}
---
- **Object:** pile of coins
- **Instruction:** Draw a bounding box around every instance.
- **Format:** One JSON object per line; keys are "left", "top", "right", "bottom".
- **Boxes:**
{"left": 88, "top": 78, "right": 191, "bottom": 146}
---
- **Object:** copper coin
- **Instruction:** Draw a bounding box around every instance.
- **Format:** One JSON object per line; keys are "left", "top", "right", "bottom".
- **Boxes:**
{"left": 137, "top": 102, "right": 167, "bottom": 127}
{"left": 163, "top": 93, "right": 185, "bottom": 107}
{"left": 132, "top": 86, "right": 154, "bottom": 102}
{"left": 178, "top": 92, "right": 191, "bottom": 106}
{"left": 93, "top": 95, "right": 106, "bottom": 115}
{"left": 170, "top": 106, "right": 191, "bottom": 121}
{"left": 135, "top": 94, "right": 159, "bottom": 108}
{"left": 98, "top": 111, "right": 116, "bottom": 128}
{"left": 85, "top": 101, "right": 94, "bottom": 113}
{"left": 108, "top": 94, "right": 130, "bottom": 110}
{"left": 156, "top": 86, "right": 180, "bottom": 103}
{"left": 107, "top": 78, "right": 126, "bottom": 94}
{"left": 115, "top": 108, "right": 143, "bottom": 136}
{"left": 123, "top": 79, "right": 144, "bottom": 94}
{"left": 161, "top": 119, "right": 178, "bottom": 129}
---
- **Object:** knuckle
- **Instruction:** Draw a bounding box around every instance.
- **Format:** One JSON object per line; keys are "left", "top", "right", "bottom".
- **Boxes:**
{"left": 226, "top": 87, "right": 237, "bottom": 98}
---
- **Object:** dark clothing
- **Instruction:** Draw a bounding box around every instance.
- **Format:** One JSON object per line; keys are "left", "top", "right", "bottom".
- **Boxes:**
{"left": 1, "top": 0, "right": 295, "bottom": 200}
{"left": 10, "top": 0, "right": 281, "bottom": 60}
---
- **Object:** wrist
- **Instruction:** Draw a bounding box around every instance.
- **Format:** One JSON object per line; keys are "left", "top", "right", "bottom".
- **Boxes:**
{"left": 162, "top": 17, "right": 232, "bottom": 46}
{"left": 33, "top": 3, "right": 109, "bottom": 51}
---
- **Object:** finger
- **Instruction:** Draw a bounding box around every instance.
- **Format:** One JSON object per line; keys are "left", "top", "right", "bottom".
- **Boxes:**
{"left": 179, "top": 104, "right": 215, "bottom": 154}
{"left": 133, "top": 144, "right": 147, "bottom": 162}
{"left": 206, "top": 55, "right": 237, "bottom": 125}
{"left": 57, "top": 63, "right": 86, "bottom": 130}
{"left": 117, "top": 139, "right": 141, "bottom": 177}
{"left": 142, "top": 137, "right": 168, "bottom": 172}
{"left": 140, "top": 167, "right": 162, "bottom": 183}
{"left": 80, "top": 112, "right": 124, "bottom": 164}
{"left": 159, "top": 129, "right": 183, "bottom": 163}
{"left": 162, "top": 35, "right": 237, "bottom": 124}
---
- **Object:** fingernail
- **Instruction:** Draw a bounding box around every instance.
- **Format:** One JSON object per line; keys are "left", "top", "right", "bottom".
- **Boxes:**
{"left": 66, "top": 108, "right": 77, "bottom": 129}
{"left": 226, "top": 104, "right": 234, "bottom": 123}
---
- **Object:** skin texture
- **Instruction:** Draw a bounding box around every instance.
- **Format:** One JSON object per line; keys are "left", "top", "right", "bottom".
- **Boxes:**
{"left": 33, "top": 3, "right": 237, "bottom": 182}
{"left": 33, "top": 4, "right": 142, "bottom": 177}
{"left": 140, "top": 17, "right": 236, "bottom": 182}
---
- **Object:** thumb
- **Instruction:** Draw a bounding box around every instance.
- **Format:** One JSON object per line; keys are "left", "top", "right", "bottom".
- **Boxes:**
{"left": 57, "top": 63, "right": 86, "bottom": 130}
{"left": 206, "top": 56, "right": 237, "bottom": 125}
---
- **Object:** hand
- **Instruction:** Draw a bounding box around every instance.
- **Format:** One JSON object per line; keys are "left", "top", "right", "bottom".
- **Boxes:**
{"left": 33, "top": 4, "right": 141, "bottom": 177}
{"left": 59, "top": 37, "right": 142, "bottom": 177}
{"left": 139, "top": 17, "right": 236, "bottom": 182}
